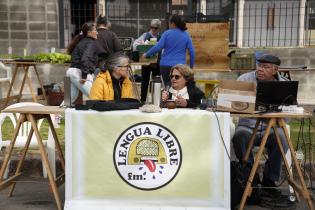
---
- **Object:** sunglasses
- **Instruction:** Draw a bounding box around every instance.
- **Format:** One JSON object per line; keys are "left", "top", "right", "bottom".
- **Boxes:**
{"left": 170, "top": 74, "right": 182, "bottom": 80}
{"left": 151, "top": 26, "right": 158, "bottom": 30}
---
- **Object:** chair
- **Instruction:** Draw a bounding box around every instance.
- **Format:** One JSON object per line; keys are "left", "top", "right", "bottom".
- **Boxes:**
{"left": 0, "top": 102, "right": 56, "bottom": 179}
{"left": 0, "top": 62, "right": 12, "bottom": 98}
{"left": 230, "top": 119, "right": 293, "bottom": 195}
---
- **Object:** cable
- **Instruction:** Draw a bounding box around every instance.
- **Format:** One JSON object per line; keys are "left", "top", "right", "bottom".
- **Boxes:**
{"left": 211, "top": 107, "right": 231, "bottom": 161}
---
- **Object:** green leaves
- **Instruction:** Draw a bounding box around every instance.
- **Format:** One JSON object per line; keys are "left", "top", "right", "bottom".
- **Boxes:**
{"left": 26, "top": 53, "right": 71, "bottom": 64}
{"left": 0, "top": 53, "right": 71, "bottom": 64}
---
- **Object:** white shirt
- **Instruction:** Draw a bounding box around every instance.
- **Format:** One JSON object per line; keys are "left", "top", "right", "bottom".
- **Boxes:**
{"left": 169, "top": 87, "right": 189, "bottom": 100}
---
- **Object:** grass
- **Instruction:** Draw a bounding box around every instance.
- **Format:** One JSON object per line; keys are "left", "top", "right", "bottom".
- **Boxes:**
{"left": 1, "top": 116, "right": 65, "bottom": 152}
{"left": 289, "top": 118, "right": 315, "bottom": 161}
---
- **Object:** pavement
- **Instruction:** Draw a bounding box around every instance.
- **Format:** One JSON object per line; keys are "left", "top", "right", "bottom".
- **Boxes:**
{"left": 0, "top": 156, "right": 314, "bottom": 210}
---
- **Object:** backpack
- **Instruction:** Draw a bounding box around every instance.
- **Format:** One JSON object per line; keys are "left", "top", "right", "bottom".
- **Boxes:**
{"left": 230, "top": 161, "right": 261, "bottom": 210}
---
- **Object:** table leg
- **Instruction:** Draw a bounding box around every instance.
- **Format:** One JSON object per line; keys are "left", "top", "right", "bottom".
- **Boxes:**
{"left": 272, "top": 124, "right": 300, "bottom": 201}
{"left": 27, "top": 114, "right": 62, "bottom": 210}
{"left": 4, "top": 65, "right": 18, "bottom": 108}
{"left": 26, "top": 65, "right": 37, "bottom": 102}
{"left": 47, "top": 115, "right": 65, "bottom": 171}
{"left": 239, "top": 118, "right": 275, "bottom": 210}
{"left": 279, "top": 119, "right": 314, "bottom": 210}
{"left": 33, "top": 65, "right": 47, "bottom": 103}
{"left": 17, "top": 65, "right": 29, "bottom": 102}
{"left": 7, "top": 127, "right": 34, "bottom": 197}
{"left": 0, "top": 114, "right": 25, "bottom": 182}
{"left": 243, "top": 119, "right": 261, "bottom": 163}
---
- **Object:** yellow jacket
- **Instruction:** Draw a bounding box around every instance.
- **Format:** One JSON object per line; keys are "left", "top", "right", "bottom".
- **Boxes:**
{"left": 89, "top": 71, "right": 135, "bottom": 100}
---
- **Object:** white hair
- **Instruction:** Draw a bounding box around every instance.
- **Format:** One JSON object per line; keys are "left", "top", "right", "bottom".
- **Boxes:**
{"left": 150, "top": 19, "right": 161, "bottom": 27}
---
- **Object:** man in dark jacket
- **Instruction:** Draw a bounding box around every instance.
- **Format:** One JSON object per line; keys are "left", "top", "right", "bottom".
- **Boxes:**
{"left": 232, "top": 54, "right": 288, "bottom": 196}
{"left": 95, "top": 15, "right": 123, "bottom": 63}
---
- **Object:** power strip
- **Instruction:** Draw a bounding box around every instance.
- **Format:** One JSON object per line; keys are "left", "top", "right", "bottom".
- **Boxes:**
{"left": 280, "top": 105, "right": 304, "bottom": 113}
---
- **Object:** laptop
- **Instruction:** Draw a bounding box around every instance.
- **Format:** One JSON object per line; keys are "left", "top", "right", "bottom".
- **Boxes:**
{"left": 255, "top": 81, "right": 299, "bottom": 112}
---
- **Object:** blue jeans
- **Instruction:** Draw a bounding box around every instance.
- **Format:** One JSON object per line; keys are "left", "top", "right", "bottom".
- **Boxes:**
{"left": 232, "top": 125, "right": 288, "bottom": 181}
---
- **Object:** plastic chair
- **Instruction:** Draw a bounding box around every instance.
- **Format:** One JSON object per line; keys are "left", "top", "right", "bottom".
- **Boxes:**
{"left": 0, "top": 62, "right": 12, "bottom": 98}
{"left": 0, "top": 102, "right": 56, "bottom": 179}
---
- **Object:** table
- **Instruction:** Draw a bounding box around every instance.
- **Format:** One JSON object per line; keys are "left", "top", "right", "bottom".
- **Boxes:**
{"left": 231, "top": 112, "right": 314, "bottom": 210}
{"left": 0, "top": 106, "right": 65, "bottom": 210}
{"left": 2, "top": 61, "right": 48, "bottom": 108}
{"left": 65, "top": 108, "right": 231, "bottom": 210}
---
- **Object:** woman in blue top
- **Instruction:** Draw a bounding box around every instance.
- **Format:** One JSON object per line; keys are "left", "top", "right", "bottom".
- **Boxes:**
{"left": 143, "top": 14, "right": 195, "bottom": 86}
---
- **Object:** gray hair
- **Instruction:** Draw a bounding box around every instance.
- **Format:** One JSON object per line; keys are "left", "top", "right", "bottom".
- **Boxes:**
{"left": 103, "top": 52, "right": 129, "bottom": 72}
{"left": 151, "top": 19, "right": 161, "bottom": 28}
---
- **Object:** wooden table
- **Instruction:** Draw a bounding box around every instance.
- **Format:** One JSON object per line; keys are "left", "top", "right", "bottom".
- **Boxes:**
{"left": 0, "top": 106, "right": 65, "bottom": 210}
{"left": 2, "top": 61, "right": 48, "bottom": 108}
{"left": 231, "top": 112, "right": 314, "bottom": 210}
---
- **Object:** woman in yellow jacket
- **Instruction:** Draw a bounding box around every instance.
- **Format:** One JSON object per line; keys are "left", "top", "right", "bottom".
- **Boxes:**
{"left": 90, "top": 52, "right": 135, "bottom": 100}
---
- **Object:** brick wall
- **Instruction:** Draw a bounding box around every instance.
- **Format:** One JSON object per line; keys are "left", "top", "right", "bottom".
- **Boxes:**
{"left": 0, "top": 0, "right": 58, "bottom": 55}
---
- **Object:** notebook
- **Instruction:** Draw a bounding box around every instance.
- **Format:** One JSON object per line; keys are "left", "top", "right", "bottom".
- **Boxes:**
{"left": 255, "top": 80, "right": 299, "bottom": 112}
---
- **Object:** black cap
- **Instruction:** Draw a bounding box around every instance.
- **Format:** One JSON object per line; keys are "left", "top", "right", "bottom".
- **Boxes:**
{"left": 257, "top": 54, "right": 281, "bottom": 66}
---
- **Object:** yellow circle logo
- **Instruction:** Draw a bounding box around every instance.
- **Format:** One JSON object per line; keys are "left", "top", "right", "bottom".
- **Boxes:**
{"left": 113, "top": 122, "right": 182, "bottom": 190}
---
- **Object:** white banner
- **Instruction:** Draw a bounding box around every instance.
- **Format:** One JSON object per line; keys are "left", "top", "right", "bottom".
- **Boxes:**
{"left": 65, "top": 109, "right": 231, "bottom": 210}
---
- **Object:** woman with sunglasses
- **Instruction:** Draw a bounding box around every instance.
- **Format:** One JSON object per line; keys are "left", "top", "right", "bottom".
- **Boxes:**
{"left": 133, "top": 19, "right": 162, "bottom": 102}
{"left": 143, "top": 14, "right": 195, "bottom": 87}
{"left": 161, "top": 64, "right": 204, "bottom": 108}
{"left": 89, "top": 52, "right": 135, "bottom": 100}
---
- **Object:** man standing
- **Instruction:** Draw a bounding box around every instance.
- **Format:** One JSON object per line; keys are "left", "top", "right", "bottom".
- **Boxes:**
{"left": 95, "top": 15, "right": 123, "bottom": 63}
{"left": 232, "top": 54, "right": 289, "bottom": 195}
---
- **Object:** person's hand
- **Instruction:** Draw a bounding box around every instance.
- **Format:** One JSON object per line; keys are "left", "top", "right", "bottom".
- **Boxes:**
{"left": 141, "top": 53, "right": 146, "bottom": 59}
{"left": 79, "top": 79, "right": 86, "bottom": 84}
{"left": 175, "top": 95, "right": 188, "bottom": 107}
{"left": 161, "top": 90, "right": 169, "bottom": 101}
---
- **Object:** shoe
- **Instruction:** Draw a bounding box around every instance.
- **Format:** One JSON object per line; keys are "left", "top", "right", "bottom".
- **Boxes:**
{"left": 262, "top": 176, "right": 282, "bottom": 196}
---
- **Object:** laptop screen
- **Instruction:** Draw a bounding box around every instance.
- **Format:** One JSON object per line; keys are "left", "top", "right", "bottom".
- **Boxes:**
{"left": 255, "top": 81, "right": 299, "bottom": 111}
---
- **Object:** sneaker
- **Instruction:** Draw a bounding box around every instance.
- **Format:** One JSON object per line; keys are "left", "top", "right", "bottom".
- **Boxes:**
{"left": 262, "top": 176, "right": 282, "bottom": 196}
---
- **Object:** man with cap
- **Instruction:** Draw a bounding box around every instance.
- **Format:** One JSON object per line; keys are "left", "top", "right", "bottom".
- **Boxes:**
{"left": 133, "top": 19, "right": 162, "bottom": 102}
{"left": 232, "top": 54, "right": 289, "bottom": 196}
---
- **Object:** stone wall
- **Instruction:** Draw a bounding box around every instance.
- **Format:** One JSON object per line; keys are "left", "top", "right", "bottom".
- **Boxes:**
{"left": 0, "top": 0, "right": 59, "bottom": 55}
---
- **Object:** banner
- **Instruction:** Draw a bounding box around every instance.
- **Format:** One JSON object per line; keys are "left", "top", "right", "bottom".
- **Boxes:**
{"left": 65, "top": 109, "right": 231, "bottom": 210}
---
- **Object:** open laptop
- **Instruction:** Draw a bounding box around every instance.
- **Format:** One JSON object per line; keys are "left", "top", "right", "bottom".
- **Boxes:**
{"left": 255, "top": 80, "right": 299, "bottom": 112}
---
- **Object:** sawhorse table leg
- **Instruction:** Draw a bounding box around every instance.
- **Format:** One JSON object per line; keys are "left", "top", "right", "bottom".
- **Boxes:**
{"left": 238, "top": 118, "right": 314, "bottom": 210}
{"left": 3, "top": 63, "right": 48, "bottom": 108}
{"left": 0, "top": 113, "right": 65, "bottom": 210}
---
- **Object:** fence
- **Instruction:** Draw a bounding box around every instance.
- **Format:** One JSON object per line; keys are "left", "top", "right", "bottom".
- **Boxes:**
{"left": 64, "top": 0, "right": 315, "bottom": 48}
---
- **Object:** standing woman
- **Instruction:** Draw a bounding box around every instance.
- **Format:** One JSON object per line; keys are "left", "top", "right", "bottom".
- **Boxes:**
{"left": 143, "top": 14, "right": 195, "bottom": 86}
{"left": 133, "top": 19, "right": 162, "bottom": 102}
{"left": 66, "top": 22, "right": 98, "bottom": 105}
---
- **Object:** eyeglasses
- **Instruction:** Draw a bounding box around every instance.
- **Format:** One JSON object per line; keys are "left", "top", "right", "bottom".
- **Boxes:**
{"left": 170, "top": 74, "right": 182, "bottom": 80}
{"left": 117, "top": 64, "right": 130, "bottom": 70}
{"left": 257, "top": 64, "right": 274, "bottom": 70}
{"left": 150, "top": 26, "right": 158, "bottom": 30}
